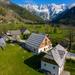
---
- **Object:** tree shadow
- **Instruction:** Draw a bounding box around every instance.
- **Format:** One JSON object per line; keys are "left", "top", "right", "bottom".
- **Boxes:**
{"left": 24, "top": 53, "right": 45, "bottom": 73}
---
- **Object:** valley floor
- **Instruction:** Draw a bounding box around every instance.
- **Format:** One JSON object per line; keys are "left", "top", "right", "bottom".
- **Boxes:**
{"left": 0, "top": 44, "right": 44, "bottom": 75}
{"left": 0, "top": 43, "right": 74, "bottom": 75}
{"left": 0, "top": 23, "right": 75, "bottom": 75}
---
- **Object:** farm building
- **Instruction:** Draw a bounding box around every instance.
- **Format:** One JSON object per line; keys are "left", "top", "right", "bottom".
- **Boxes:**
{"left": 41, "top": 44, "right": 67, "bottom": 75}
{"left": 20, "top": 28, "right": 30, "bottom": 35}
{"left": 25, "top": 33, "right": 52, "bottom": 54}
{"left": 0, "top": 37, "right": 6, "bottom": 49}
{"left": 6, "top": 30, "right": 21, "bottom": 41}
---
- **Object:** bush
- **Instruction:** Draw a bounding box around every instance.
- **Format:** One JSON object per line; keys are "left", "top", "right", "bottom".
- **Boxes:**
{"left": 72, "top": 43, "right": 75, "bottom": 50}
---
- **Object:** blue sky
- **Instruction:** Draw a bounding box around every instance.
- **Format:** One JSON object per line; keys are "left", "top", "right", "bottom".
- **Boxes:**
{"left": 11, "top": 0, "right": 75, "bottom": 5}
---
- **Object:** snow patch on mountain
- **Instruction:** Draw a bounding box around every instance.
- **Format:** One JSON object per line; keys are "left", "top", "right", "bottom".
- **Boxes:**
{"left": 69, "top": 3, "right": 75, "bottom": 9}
{"left": 19, "top": 3, "right": 68, "bottom": 20}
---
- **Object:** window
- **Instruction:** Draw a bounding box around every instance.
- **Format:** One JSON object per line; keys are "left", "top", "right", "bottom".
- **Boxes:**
{"left": 42, "top": 43, "right": 44, "bottom": 45}
{"left": 45, "top": 39, "right": 47, "bottom": 45}
{"left": 45, "top": 39, "right": 47, "bottom": 41}
{"left": 44, "top": 48, "right": 46, "bottom": 51}
{"left": 44, "top": 63, "right": 46, "bottom": 66}
{"left": 53, "top": 66, "right": 55, "bottom": 69}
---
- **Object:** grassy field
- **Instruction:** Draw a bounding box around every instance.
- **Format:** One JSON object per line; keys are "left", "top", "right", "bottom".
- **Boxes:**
{"left": 0, "top": 23, "right": 75, "bottom": 40}
{"left": 65, "top": 59, "right": 75, "bottom": 75}
{"left": 0, "top": 23, "right": 74, "bottom": 45}
{"left": 0, "top": 44, "right": 44, "bottom": 75}
{"left": 69, "top": 50, "right": 75, "bottom": 53}
{"left": 0, "top": 43, "right": 75, "bottom": 75}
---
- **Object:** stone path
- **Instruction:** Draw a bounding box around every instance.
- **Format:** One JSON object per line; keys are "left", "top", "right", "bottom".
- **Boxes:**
{"left": 61, "top": 71, "right": 70, "bottom": 75}
{"left": 45, "top": 71, "right": 70, "bottom": 75}
{"left": 66, "top": 52, "right": 75, "bottom": 60}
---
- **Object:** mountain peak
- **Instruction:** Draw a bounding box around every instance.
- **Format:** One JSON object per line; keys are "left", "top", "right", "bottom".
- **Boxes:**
{"left": 69, "top": 3, "right": 75, "bottom": 9}
{"left": 52, "top": 3, "right": 75, "bottom": 25}
{"left": 21, "top": 3, "right": 67, "bottom": 20}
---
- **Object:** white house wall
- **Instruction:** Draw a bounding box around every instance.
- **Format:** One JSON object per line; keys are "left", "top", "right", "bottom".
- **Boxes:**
{"left": 25, "top": 44, "right": 52, "bottom": 54}
{"left": 58, "top": 62, "right": 65, "bottom": 75}
{"left": 38, "top": 44, "right": 52, "bottom": 53}
{"left": 41, "top": 61, "right": 59, "bottom": 75}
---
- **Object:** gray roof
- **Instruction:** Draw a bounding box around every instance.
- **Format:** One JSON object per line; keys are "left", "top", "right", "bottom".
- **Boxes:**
{"left": 58, "top": 50, "right": 65, "bottom": 59}
{"left": 7, "top": 30, "right": 21, "bottom": 35}
{"left": 23, "top": 29, "right": 30, "bottom": 34}
{"left": 25, "top": 33, "right": 46, "bottom": 49}
{"left": 0, "top": 38, "right": 6, "bottom": 47}
{"left": 43, "top": 44, "right": 67, "bottom": 67}
{"left": 44, "top": 51, "right": 54, "bottom": 60}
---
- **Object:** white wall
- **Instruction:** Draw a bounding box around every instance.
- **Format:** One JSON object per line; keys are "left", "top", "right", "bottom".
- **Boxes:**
{"left": 25, "top": 44, "right": 52, "bottom": 54}
{"left": 41, "top": 61, "right": 59, "bottom": 75}
{"left": 38, "top": 44, "right": 52, "bottom": 53}
{"left": 58, "top": 66, "right": 64, "bottom": 75}
{"left": 58, "top": 61, "right": 65, "bottom": 75}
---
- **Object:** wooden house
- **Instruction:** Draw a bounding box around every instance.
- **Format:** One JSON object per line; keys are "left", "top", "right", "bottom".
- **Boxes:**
{"left": 6, "top": 30, "right": 21, "bottom": 41}
{"left": 25, "top": 33, "right": 52, "bottom": 54}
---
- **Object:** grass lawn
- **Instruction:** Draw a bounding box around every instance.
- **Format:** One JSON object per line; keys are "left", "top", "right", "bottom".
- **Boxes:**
{"left": 0, "top": 44, "right": 44, "bottom": 75}
{"left": 69, "top": 50, "right": 75, "bottom": 53}
{"left": 65, "top": 59, "right": 75, "bottom": 75}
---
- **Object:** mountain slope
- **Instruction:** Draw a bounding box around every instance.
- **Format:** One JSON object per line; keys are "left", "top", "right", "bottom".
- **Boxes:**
{"left": 0, "top": 0, "right": 44, "bottom": 23}
{"left": 0, "top": 5, "right": 20, "bottom": 23}
{"left": 8, "top": 3, "right": 44, "bottom": 23}
{"left": 52, "top": 6, "right": 75, "bottom": 26}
